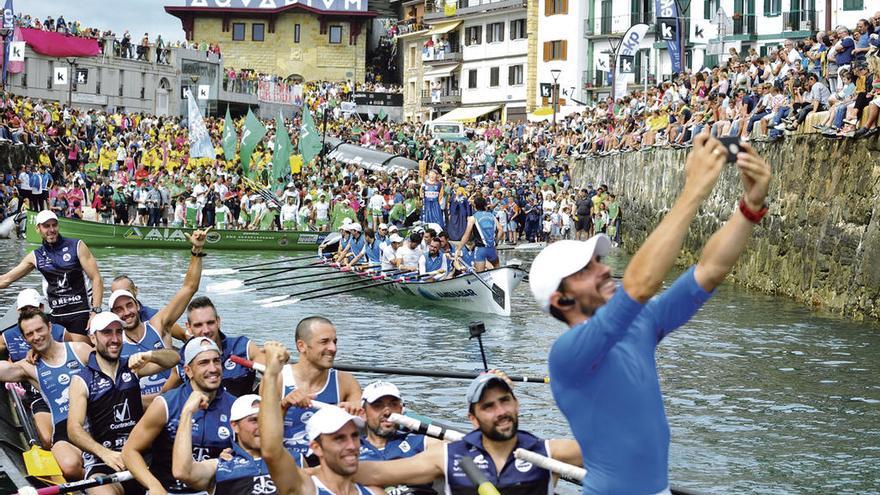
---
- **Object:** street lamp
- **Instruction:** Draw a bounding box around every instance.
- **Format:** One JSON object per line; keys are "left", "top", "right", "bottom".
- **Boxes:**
{"left": 550, "top": 69, "right": 561, "bottom": 132}
{"left": 189, "top": 74, "right": 200, "bottom": 115}
{"left": 66, "top": 57, "right": 78, "bottom": 108}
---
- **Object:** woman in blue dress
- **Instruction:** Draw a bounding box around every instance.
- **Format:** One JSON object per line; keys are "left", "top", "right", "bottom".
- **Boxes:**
{"left": 420, "top": 169, "right": 445, "bottom": 229}
{"left": 447, "top": 186, "right": 471, "bottom": 241}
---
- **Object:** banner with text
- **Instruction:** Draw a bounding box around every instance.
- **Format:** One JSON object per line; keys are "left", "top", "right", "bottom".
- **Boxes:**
{"left": 613, "top": 23, "right": 649, "bottom": 100}
{"left": 654, "top": 0, "right": 682, "bottom": 73}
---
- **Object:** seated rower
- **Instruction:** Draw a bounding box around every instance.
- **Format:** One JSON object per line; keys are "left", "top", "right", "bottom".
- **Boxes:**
{"left": 451, "top": 238, "right": 477, "bottom": 277}
{"left": 396, "top": 233, "right": 423, "bottom": 273}
{"left": 354, "top": 372, "right": 583, "bottom": 495}
{"left": 339, "top": 223, "right": 365, "bottom": 263}
{"left": 380, "top": 234, "right": 404, "bottom": 272}
{"left": 381, "top": 225, "right": 400, "bottom": 248}
{"left": 376, "top": 223, "right": 389, "bottom": 244}
{"left": 418, "top": 238, "right": 451, "bottom": 280}
{"left": 346, "top": 228, "right": 382, "bottom": 271}
{"left": 436, "top": 230, "right": 454, "bottom": 256}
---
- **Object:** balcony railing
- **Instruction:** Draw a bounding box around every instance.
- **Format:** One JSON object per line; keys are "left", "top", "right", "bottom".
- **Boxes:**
{"left": 423, "top": 48, "right": 463, "bottom": 63}
{"left": 732, "top": 13, "right": 757, "bottom": 35}
{"left": 421, "top": 88, "right": 462, "bottom": 106}
{"left": 782, "top": 10, "right": 816, "bottom": 32}
{"left": 630, "top": 11, "right": 654, "bottom": 25}
{"left": 390, "top": 18, "right": 427, "bottom": 37}
{"left": 424, "top": 0, "right": 524, "bottom": 19}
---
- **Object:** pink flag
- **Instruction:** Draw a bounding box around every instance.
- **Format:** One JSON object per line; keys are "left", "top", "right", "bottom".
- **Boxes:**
{"left": 0, "top": 27, "right": 24, "bottom": 73}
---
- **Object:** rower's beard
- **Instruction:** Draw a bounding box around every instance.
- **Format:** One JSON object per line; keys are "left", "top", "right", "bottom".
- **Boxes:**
{"left": 481, "top": 415, "right": 518, "bottom": 442}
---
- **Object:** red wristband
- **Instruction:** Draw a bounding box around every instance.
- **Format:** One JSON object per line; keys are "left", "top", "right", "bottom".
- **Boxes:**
{"left": 739, "top": 198, "right": 768, "bottom": 224}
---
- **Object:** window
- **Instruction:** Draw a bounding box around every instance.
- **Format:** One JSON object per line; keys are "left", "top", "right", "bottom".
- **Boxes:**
{"left": 329, "top": 25, "right": 343, "bottom": 44}
{"left": 294, "top": 24, "right": 301, "bottom": 43}
{"left": 490, "top": 67, "right": 500, "bottom": 86}
{"left": 468, "top": 69, "right": 477, "bottom": 88}
{"left": 487, "top": 22, "right": 504, "bottom": 43}
{"left": 510, "top": 19, "right": 526, "bottom": 40}
{"left": 232, "top": 22, "right": 245, "bottom": 41}
{"left": 543, "top": 40, "right": 567, "bottom": 61}
{"left": 252, "top": 23, "right": 265, "bottom": 41}
{"left": 703, "top": 0, "right": 719, "bottom": 20}
{"left": 465, "top": 26, "right": 482, "bottom": 46}
{"left": 508, "top": 64, "right": 523, "bottom": 85}
{"left": 762, "top": 0, "right": 781, "bottom": 16}
{"left": 842, "top": 0, "right": 862, "bottom": 10}
{"left": 545, "top": 0, "right": 569, "bottom": 16}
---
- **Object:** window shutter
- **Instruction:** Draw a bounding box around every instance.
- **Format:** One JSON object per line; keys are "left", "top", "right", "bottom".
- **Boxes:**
{"left": 762, "top": 0, "right": 770, "bottom": 15}
{"left": 500, "top": 23, "right": 505, "bottom": 41}
{"left": 561, "top": 40, "right": 568, "bottom": 60}
{"left": 543, "top": 42, "right": 550, "bottom": 61}
{"left": 545, "top": 0, "right": 552, "bottom": 16}
{"left": 562, "top": 0, "right": 569, "bottom": 14}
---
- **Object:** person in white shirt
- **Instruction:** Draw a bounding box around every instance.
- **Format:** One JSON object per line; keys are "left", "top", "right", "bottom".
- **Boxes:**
{"left": 280, "top": 196, "right": 299, "bottom": 230}
{"left": 380, "top": 234, "right": 404, "bottom": 271}
{"left": 314, "top": 194, "right": 330, "bottom": 231}
{"left": 395, "top": 233, "right": 423, "bottom": 272}
{"left": 249, "top": 196, "right": 267, "bottom": 230}
{"left": 367, "top": 191, "right": 386, "bottom": 231}
{"left": 17, "top": 167, "right": 32, "bottom": 209}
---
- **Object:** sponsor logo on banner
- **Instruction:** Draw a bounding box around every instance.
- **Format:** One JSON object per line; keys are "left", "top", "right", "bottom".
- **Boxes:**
{"left": 619, "top": 55, "right": 635, "bottom": 73}
{"left": 657, "top": 17, "right": 677, "bottom": 40}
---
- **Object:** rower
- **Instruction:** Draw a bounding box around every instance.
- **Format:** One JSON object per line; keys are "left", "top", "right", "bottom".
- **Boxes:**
{"left": 396, "top": 233, "right": 423, "bottom": 273}
{"left": 108, "top": 227, "right": 208, "bottom": 403}
{"left": 450, "top": 239, "right": 477, "bottom": 277}
{"left": 0, "top": 210, "right": 102, "bottom": 340}
{"left": 122, "top": 337, "right": 237, "bottom": 494}
{"left": 353, "top": 372, "right": 582, "bottom": 495}
{"left": 338, "top": 223, "right": 365, "bottom": 262}
{"left": 0, "top": 308, "right": 94, "bottom": 480}
{"left": 359, "top": 380, "right": 441, "bottom": 495}
{"left": 67, "top": 312, "right": 180, "bottom": 495}
{"left": 376, "top": 223, "right": 389, "bottom": 243}
{"left": 380, "top": 234, "right": 404, "bottom": 272}
{"left": 346, "top": 228, "right": 382, "bottom": 270}
{"left": 381, "top": 225, "right": 400, "bottom": 248}
{"left": 1, "top": 289, "right": 70, "bottom": 449}
{"left": 456, "top": 197, "right": 503, "bottom": 272}
{"left": 109, "top": 275, "right": 188, "bottom": 342}
{"left": 436, "top": 231, "right": 453, "bottom": 256}
{"left": 164, "top": 296, "right": 266, "bottom": 397}
{"left": 418, "top": 238, "right": 450, "bottom": 280}
{"left": 173, "top": 393, "right": 291, "bottom": 494}
{"left": 259, "top": 341, "right": 380, "bottom": 495}
{"left": 335, "top": 223, "right": 352, "bottom": 261}
{"left": 276, "top": 316, "right": 361, "bottom": 457}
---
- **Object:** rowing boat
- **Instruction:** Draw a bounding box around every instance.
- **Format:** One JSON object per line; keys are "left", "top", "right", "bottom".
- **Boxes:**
{"left": 24, "top": 211, "right": 332, "bottom": 251}
{"left": 316, "top": 259, "right": 526, "bottom": 316}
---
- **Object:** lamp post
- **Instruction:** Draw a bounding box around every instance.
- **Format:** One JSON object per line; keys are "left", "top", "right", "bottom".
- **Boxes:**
{"left": 66, "top": 57, "right": 78, "bottom": 108}
{"left": 189, "top": 74, "right": 200, "bottom": 114}
{"left": 550, "top": 69, "right": 561, "bottom": 132}
{"left": 0, "top": 27, "right": 11, "bottom": 90}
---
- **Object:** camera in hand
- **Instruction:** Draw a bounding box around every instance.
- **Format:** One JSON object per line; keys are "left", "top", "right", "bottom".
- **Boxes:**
{"left": 718, "top": 137, "right": 742, "bottom": 164}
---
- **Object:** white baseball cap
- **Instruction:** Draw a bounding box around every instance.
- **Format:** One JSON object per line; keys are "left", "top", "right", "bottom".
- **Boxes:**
{"left": 378, "top": 223, "right": 388, "bottom": 230}
{"left": 388, "top": 225, "right": 399, "bottom": 232}
{"left": 306, "top": 405, "right": 364, "bottom": 442}
{"left": 183, "top": 336, "right": 221, "bottom": 365}
{"left": 349, "top": 223, "right": 362, "bottom": 232}
{"left": 108, "top": 289, "right": 137, "bottom": 310}
{"left": 361, "top": 381, "right": 401, "bottom": 404}
{"left": 88, "top": 312, "right": 124, "bottom": 334}
{"left": 34, "top": 210, "right": 58, "bottom": 225}
{"left": 342, "top": 217, "right": 353, "bottom": 225}
{"left": 230, "top": 394, "right": 261, "bottom": 421}
{"left": 528, "top": 235, "right": 612, "bottom": 313}
{"left": 16, "top": 289, "right": 43, "bottom": 310}
{"left": 389, "top": 233, "right": 404, "bottom": 243}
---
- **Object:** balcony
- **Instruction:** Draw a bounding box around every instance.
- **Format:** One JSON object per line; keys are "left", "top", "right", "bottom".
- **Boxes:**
{"left": 732, "top": 13, "right": 757, "bottom": 35}
{"left": 424, "top": 0, "right": 524, "bottom": 21}
{"left": 423, "top": 48, "right": 463, "bottom": 64}
{"left": 421, "top": 89, "right": 462, "bottom": 106}
{"left": 782, "top": 10, "right": 816, "bottom": 32}
{"left": 390, "top": 18, "right": 428, "bottom": 38}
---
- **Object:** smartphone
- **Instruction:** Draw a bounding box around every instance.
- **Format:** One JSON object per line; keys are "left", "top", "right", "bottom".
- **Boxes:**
{"left": 718, "top": 136, "right": 742, "bottom": 163}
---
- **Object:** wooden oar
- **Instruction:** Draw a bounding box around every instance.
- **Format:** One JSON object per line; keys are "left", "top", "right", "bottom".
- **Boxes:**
{"left": 20, "top": 471, "right": 134, "bottom": 495}
{"left": 253, "top": 270, "right": 402, "bottom": 293}
{"left": 5, "top": 383, "right": 64, "bottom": 481}
{"left": 0, "top": 305, "right": 17, "bottom": 331}
{"left": 203, "top": 255, "right": 331, "bottom": 277}
{"left": 212, "top": 266, "right": 400, "bottom": 294}
{"left": 260, "top": 274, "right": 428, "bottom": 308}
{"left": 230, "top": 355, "right": 548, "bottom": 384}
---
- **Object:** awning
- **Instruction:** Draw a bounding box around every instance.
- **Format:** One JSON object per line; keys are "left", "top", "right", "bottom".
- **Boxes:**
{"left": 436, "top": 105, "right": 501, "bottom": 123}
{"left": 527, "top": 105, "right": 587, "bottom": 122}
{"left": 429, "top": 21, "right": 462, "bottom": 35}
{"left": 423, "top": 64, "right": 460, "bottom": 79}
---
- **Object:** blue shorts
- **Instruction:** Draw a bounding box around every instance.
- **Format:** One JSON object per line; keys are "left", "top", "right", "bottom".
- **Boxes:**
{"left": 475, "top": 246, "right": 498, "bottom": 263}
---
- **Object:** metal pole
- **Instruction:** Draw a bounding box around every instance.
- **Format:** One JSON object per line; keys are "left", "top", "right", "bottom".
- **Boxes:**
{"left": 68, "top": 61, "right": 74, "bottom": 108}
{"left": 552, "top": 83, "right": 558, "bottom": 131}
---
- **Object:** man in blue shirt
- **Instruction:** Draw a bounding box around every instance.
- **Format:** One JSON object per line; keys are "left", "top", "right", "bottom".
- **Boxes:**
{"left": 529, "top": 134, "right": 772, "bottom": 494}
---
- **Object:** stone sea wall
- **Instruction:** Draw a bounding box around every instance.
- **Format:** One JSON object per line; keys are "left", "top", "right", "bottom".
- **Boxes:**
{"left": 569, "top": 135, "right": 880, "bottom": 321}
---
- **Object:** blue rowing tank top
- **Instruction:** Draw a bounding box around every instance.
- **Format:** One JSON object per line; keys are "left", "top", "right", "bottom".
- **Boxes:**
{"left": 473, "top": 212, "right": 496, "bottom": 248}
{"left": 360, "top": 431, "right": 432, "bottom": 494}
{"left": 76, "top": 352, "right": 144, "bottom": 451}
{"left": 459, "top": 246, "right": 475, "bottom": 267}
{"left": 444, "top": 430, "right": 552, "bottom": 495}
{"left": 347, "top": 234, "right": 365, "bottom": 257}
{"left": 121, "top": 321, "right": 170, "bottom": 396}
{"left": 215, "top": 443, "right": 304, "bottom": 494}
{"left": 32, "top": 236, "right": 92, "bottom": 316}
{"left": 312, "top": 476, "right": 372, "bottom": 495}
{"left": 281, "top": 366, "right": 339, "bottom": 455}
{"left": 35, "top": 342, "right": 85, "bottom": 426}
{"left": 423, "top": 253, "right": 445, "bottom": 272}
{"left": 363, "top": 239, "right": 382, "bottom": 264}
{"left": 3, "top": 323, "right": 66, "bottom": 361}
{"left": 152, "top": 382, "right": 236, "bottom": 493}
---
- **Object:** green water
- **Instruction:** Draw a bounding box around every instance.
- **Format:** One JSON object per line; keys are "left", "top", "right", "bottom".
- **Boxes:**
{"left": 1, "top": 239, "right": 878, "bottom": 494}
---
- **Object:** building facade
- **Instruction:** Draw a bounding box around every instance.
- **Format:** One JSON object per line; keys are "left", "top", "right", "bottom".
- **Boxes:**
{"left": 397, "top": 0, "right": 432, "bottom": 122}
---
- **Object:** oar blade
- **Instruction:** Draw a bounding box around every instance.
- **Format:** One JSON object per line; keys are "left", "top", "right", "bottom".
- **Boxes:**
{"left": 202, "top": 268, "right": 238, "bottom": 277}
{"left": 253, "top": 294, "right": 290, "bottom": 305}
{"left": 216, "top": 287, "right": 256, "bottom": 296}
{"left": 207, "top": 279, "right": 244, "bottom": 292}
{"left": 261, "top": 298, "right": 300, "bottom": 308}
{"left": 23, "top": 445, "right": 63, "bottom": 477}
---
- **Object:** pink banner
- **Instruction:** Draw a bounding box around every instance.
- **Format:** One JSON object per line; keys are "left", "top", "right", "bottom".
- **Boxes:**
{"left": 19, "top": 27, "right": 100, "bottom": 57}
{"left": 258, "top": 80, "right": 294, "bottom": 104}
{"left": 0, "top": 27, "right": 25, "bottom": 74}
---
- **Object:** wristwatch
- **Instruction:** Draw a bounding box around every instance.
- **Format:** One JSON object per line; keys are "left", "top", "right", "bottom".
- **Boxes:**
{"left": 91, "top": 306, "right": 103, "bottom": 314}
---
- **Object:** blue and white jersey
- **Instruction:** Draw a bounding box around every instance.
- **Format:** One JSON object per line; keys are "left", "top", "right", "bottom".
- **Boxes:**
{"left": 419, "top": 253, "right": 447, "bottom": 276}
{"left": 338, "top": 235, "right": 351, "bottom": 253}
{"left": 313, "top": 476, "right": 372, "bottom": 495}
{"left": 281, "top": 366, "right": 339, "bottom": 455}
{"left": 75, "top": 352, "right": 143, "bottom": 451}
{"left": 214, "top": 442, "right": 282, "bottom": 495}
{"left": 35, "top": 342, "right": 85, "bottom": 426}
{"left": 152, "top": 382, "right": 235, "bottom": 493}
{"left": 362, "top": 239, "right": 382, "bottom": 265}
{"left": 347, "top": 234, "right": 366, "bottom": 258}
{"left": 458, "top": 246, "right": 475, "bottom": 268}
{"left": 33, "top": 236, "right": 92, "bottom": 316}
{"left": 121, "top": 322, "right": 170, "bottom": 396}
{"left": 359, "top": 431, "right": 426, "bottom": 461}
{"left": 472, "top": 212, "right": 497, "bottom": 249}
{"left": 444, "top": 430, "right": 553, "bottom": 495}
{"left": 3, "top": 323, "right": 66, "bottom": 361}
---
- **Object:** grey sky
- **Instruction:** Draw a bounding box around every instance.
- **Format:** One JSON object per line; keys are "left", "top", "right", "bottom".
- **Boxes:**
{"left": 22, "top": 0, "right": 188, "bottom": 43}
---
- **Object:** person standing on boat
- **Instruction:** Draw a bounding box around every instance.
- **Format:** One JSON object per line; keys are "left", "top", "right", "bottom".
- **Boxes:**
{"left": 353, "top": 372, "right": 582, "bottom": 494}
{"left": 418, "top": 238, "right": 450, "bottom": 280}
{"left": 0, "top": 308, "right": 94, "bottom": 481}
{"left": 122, "top": 337, "right": 236, "bottom": 495}
{"left": 420, "top": 170, "right": 445, "bottom": 230}
{"left": 259, "top": 341, "right": 380, "bottom": 495}
{"left": 275, "top": 316, "right": 362, "bottom": 457}
{"left": 455, "top": 196, "right": 502, "bottom": 272}
{"left": 529, "top": 135, "right": 772, "bottom": 494}
{"left": 281, "top": 195, "right": 299, "bottom": 230}
{"left": 0, "top": 210, "right": 102, "bottom": 340}
{"left": 67, "top": 312, "right": 180, "bottom": 495}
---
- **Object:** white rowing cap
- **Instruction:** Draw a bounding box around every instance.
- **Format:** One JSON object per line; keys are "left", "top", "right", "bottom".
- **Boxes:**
{"left": 528, "top": 235, "right": 611, "bottom": 313}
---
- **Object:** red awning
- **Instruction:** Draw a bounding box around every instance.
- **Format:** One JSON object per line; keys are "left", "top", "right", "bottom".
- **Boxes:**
{"left": 20, "top": 28, "right": 100, "bottom": 58}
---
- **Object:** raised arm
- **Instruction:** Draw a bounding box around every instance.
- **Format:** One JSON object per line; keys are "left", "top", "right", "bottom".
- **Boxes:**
{"left": 121, "top": 397, "right": 169, "bottom": 494}
{"left": 172, "top": 390, "right": 218, "bottom": 491}
{"left": 694, "top": 143, "right": 771, "bottom": 292}
{"left": 77, "top": 241, "right": 104, "bottom": 310}
{"left": 67, "top": 376, "right": 125, "bottom": 472}
{"left": 0, "top": 252, "right": 35, "bottom": 289}
{"left": 260, "top": 341, "right": 313, "bottom": 495}
{"left": 622, "top": 133, "right": 726, "bottom": 303}
{"left": 128, "top": 348, "right": 182, "bottom": 378}
{"left": 151, "top": 229, "right": 208, "bottom": 334}
{"left": 354, "top": 443, "right": 445, "bottom": 487}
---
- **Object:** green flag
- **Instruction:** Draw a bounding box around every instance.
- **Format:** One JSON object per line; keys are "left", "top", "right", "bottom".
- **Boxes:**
{"left": 378, "top": 108, "right": 387, "bottom": 121}
{"left": 271, "top": 111, "right": 293, "bottom": 184}
{"left": 240, "top": 108, "right": 267, "bottom": 178}
{"left": 298, "top": 107, "right": 323, "bottom": 166}
{"left": 221, "top": 106, "right": 237, "bottom": 162}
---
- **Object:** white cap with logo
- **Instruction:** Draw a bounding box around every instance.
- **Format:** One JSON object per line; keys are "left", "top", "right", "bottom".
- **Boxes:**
{"left": 306, "top": 405, "right": 365, "bottom": 441}
{"left": 528, "top": 235, "right": 612, "bottom": 313}
{"left": 34, "top": 210, "right": 58, "bottom": 225}
{"left": 108, "top": 289, "right": 137, "bottom": 310}
{"left": 16, "top": 289, "right": 43, "bottom": 310}
{"left": 183, "top": 336, "right": 221, "bottom": 365}
{"left": 230, "top": 394, "right": 261, "bottom": 422}
{"left": 88, "top": 312, "right": 125, "bottom": 334}
{"left": 361, "top": 381, "right": 401, "bottom": 404}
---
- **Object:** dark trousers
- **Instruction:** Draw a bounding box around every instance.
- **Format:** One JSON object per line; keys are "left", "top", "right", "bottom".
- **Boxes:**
{"left": 148, "top": 207, "right": 161, "bottom": 226}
